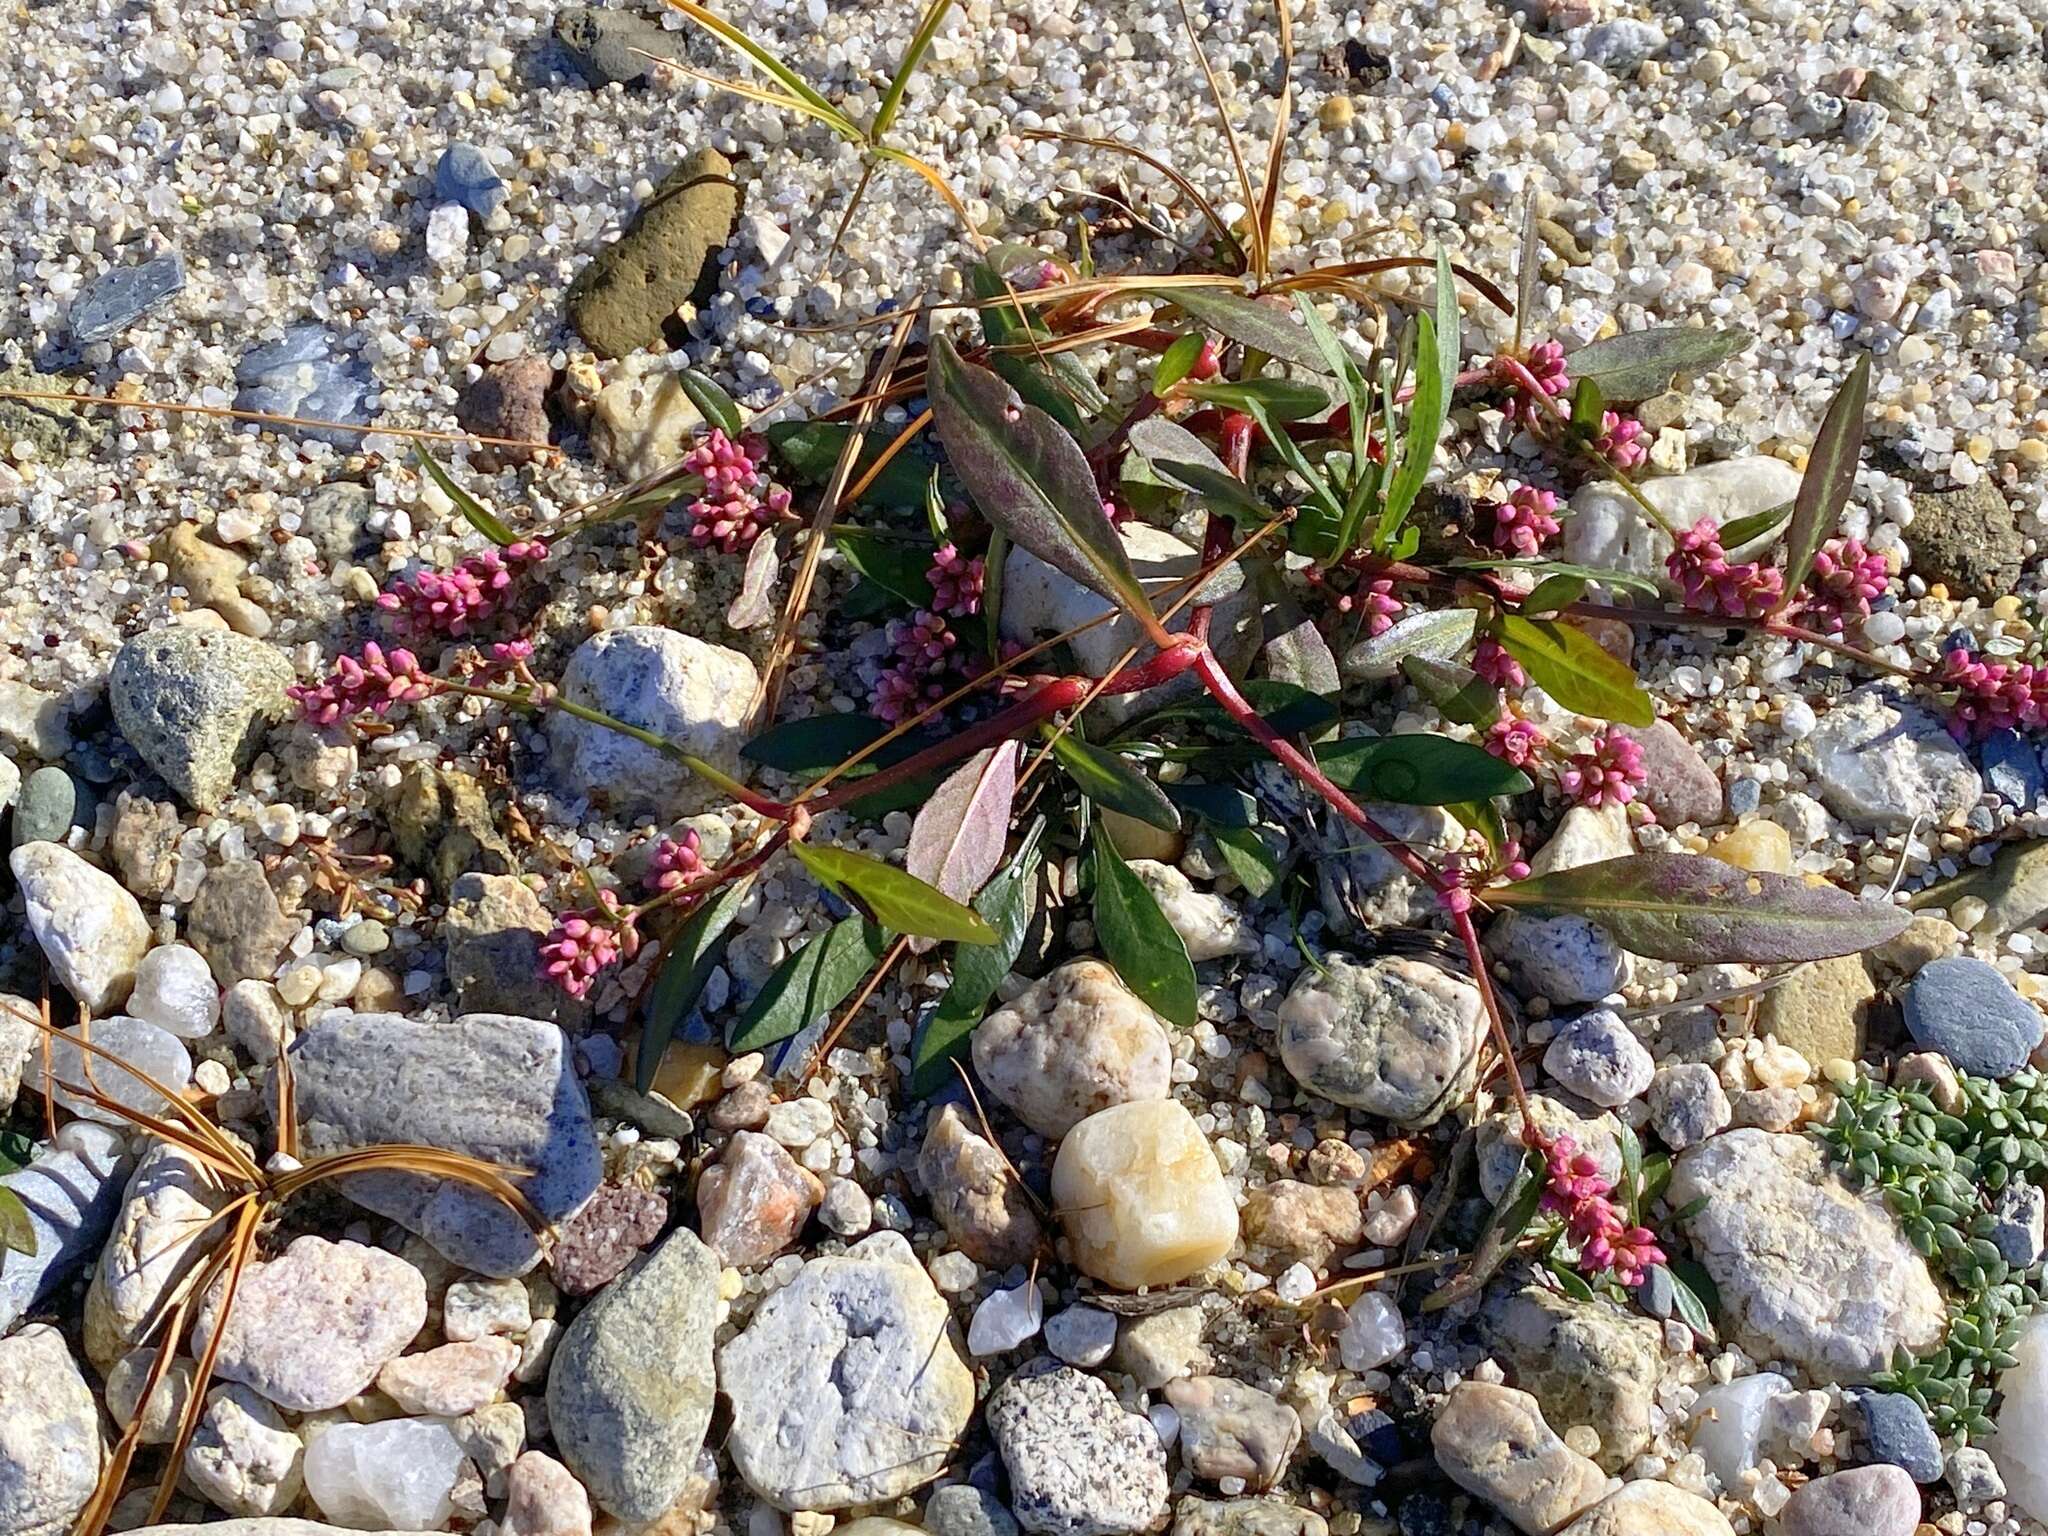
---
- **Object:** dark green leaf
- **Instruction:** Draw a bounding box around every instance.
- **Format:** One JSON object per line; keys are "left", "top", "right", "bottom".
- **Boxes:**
{"left": 1124, "top": 418, "right": 1266, "bottom": 521}
{"left": 1451, "top": 559, "right": 1662, "bottom": 599}
{"left": 1152, "top": 288, "right": 1334, "bottom": 373}
{"left": 971, "top": 264, "right": 1110, "bottom": 424}
{"left": 833, "top": 528, "right": 936, "bottom": 608}
{"left": 1316, "top": 734, "right": 1532, "bottom": 805}
{"left": 910, "top": 819, "right": 1047, "bottom": 1096}
{"left": 743, "top": 713, "right": 915, "bottom": 773}
{"left": 0, "top": 1130, "right": 33, "bottom": 1175}
{"left": 791, "top": 841, "right": 998, "bottom": 945}
{"left": 1212, "top": 823, "right": 1283, "bottom": 898}
{"left": 767, "top": 420, "right": 931, "bottom": 507}
{"left": 728, "top": 916, "right": 889, "bottom": 1051}
{"left": 417, "top": 449, "right": 516, "bottom": 546}
{"left": 1520, "top": 573, "right": 1587, "bottom": 616}
{"left": 1779, "top": 353, "right": 1871, "bottom": 605}
{"left": 1549, "top": 1260, "right": 1596, "bottom": 1302}
{"left": 1154, "top": 333, "right": 1207, "bottom": 395}
{"left": 1166, "top": 783, "right": 1259, "bottom": 828}
{"left": 1717, "top": 500, "right": 1794, "bottom": 553}
{"left": 1568, "top": 375, "right": 1606, "bottom": 436}
{"left": 927, "top": 337, "right": 1152, "bottom": 622}
{"left": 1050, "top": 735, "right": 1182, "bottom": 832}
{"left": 1400, "top": 656, "right": 1500, "bottom": 730}
{"left": 637, "top": 878, "right": 753, "bottom": 1094}
{"left": 1377, "top": 251, "right": 1459, "bottom": 553}
{"left": 1492, "top": 851, "right": 1913, "bottom": 963}
{"left": 1495, "top": 615, "right": 1655, "bottom": 726}
{"left": 1566, "top": 326, "right": 1749, "bottom": 402}
{"left": 675, "top": 367, "right": 742, "bottom": 436}
{"left": 0, "top": 1188, "right": 34, "bottom": 1258}
{"left": 1425, "top": 1147, "right": 1546, "bottom": 1312}
{"left": 1183, "top": 376, "right": 1332, "bottom": 422}
{"left": 1136, "top": 679, "right": 1339, "bottom": 740}
{"left": 1093, "top": 834, "right": 1199, "bottom": 1027}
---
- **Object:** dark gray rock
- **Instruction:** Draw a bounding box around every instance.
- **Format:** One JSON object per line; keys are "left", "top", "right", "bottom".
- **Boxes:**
{"left": 234, "top": 325, "right": 373, "bottom": 445}
{"left": 108, "top": 628, "right": 293, "bottom": 811}
{"left": 1902, "top": 956, "right": 2046, "bottom": 1079}
{"left": 1909, "top": 483, "right": 2023, "bottom": 602}
{"left": 71, "top": 254, "right": 187, "bottom": 343}
{"left": 187, "top": 859, "right": 297, "bottom": 984}
{"left": 927, "top": 1484, "right": 1023, "bottom": 1536}
{"left": 553, "top": 5, "right": 689, "bottom": 86}
{"left": 12, "top": 765, "right": 82, "bottom": 847}
{"left": 1853, "top": 1391, "right": 1943, "bottom": 1483}
{"left": 566, "top": 149, "right": 738, "bottom": 358}
{"left": 298, "top": 481, "right": 379, "bottom": 567}
{"left": 1983, "top": 731, "right": 2046, "bottom": 811}
{"left": 1990, "top": 1182, "right": 2046, "bottom": 1268}
{"left": 434, "top": 144, "right": 506, "bottom": 218}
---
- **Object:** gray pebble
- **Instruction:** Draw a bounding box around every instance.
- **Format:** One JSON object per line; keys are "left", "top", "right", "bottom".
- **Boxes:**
{"left": 71, "top": 253, "right": 186, "bottom": 343}
{"left": 1902, "top": 956, "right": 2046, "bottom": 1079}
{"left": 435, "top": 144, "right": 507, "bottom": 218}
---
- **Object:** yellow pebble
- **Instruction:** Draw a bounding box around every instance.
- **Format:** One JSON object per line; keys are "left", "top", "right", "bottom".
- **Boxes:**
{"left": 2018, "top": 437, "right": 2048, "bottom": 466}
{"left": 1993, "top": 595, "right": 2024, "bottom": 620}
{"left": 1709, "top": 820, "right": 1793, "bottom": 875}
{"left": 1319, "top": 96, "right": 1355, "bottom": 130}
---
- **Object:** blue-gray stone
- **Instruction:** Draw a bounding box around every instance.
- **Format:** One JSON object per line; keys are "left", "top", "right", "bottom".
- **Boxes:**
{"left": 1982, "top": 731, "right": 2046, "bottom": 811}
{"left": 233, "top": 325, "right": 374, "bottom": 446}
{"left": 1638, "top": 1262, "right": 1676, "bottom": 1321}
{"left": 1726, "top": 776, "right": 1763, "bottom": 817}
{"left": 1903, "top": 956, "right": 2046, "bottom": 1079}
{"left": 1853, "top": 1391, "right": 1943, "bottom": 1483}
{"left": 12, "top": 765, "right": 82, "bottom": 847}
{"left": 435, "top": 144, "right": 506, "bottom": 218}
{"left": 71, "top": 254, "right": 186, "bottom": 343}
{"left": 0, "top": 1135, "right": 132, "bottom": 1333}
{"left": 924, "top": 1483, "right": 1021, "bottom": 1536}
{"left": 1989, "top": 1182, "right": 2045, "bottom": 1268}
{"left": 1345, "top": 1405, "right": 1403, "bottom": 1464}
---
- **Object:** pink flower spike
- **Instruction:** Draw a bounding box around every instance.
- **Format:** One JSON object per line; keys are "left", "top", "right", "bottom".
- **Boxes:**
{"left": 646, "top": 830, "right": 707, "bottom": 895}
{"left": 289, "top": 642, "right": 436, "bottom": 725}
{"left": 1473, "top": 635, "right": 1527, "bottom": 690}
{"left": 1486, "top": 715, "right": 1547, "bottom": 768}
{"left": 928, "top": 543, "right": 987, "bottom": 618}
{"left": 539, "top": 890, "right": 640, "bottom": 999}
{"left": 1559, "top": 727, "right": 1646, "bottom": 811}
{"left": 1596, "top": 410, "right": 1648, "bottom": 470}
{"left": 1362, "top": 578, "right": 1403, "bottom": 638}
{"left": 1942, "top": 648, "right": 2047, "bottom": 743}
{"left": 1805, "top": 536, "right": 1891, "bottom": 634}
{"left": 1505, "top": 339, "right": 1570, "bottom": 425}
{"left": 1487, "top": 483, "right": 1563, "bottom": 557}
{"left": 1665, "top": 516, "right": 1786, "bottom": 619}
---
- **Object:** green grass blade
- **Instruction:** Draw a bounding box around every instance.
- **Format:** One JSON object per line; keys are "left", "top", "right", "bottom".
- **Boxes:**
{"left": 662, "top": 0, "right": 853, "bottom": 131}
{"left": 872, "top": 0, "right": 959, "bottom": 140}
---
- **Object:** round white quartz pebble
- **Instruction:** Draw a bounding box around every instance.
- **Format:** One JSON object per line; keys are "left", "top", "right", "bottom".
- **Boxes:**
{"left": 25, "top": 1016, "right": 192, "bottom": 1124}
{"left": 303, "top": 1419, "right": 466, "bottom": 1531}
{"left": 126, "top": 944, "right": 221, "bottom": 1038}
{"left": 1276, "top": 1263, "right": 1317, "bottom": 1303}
{"left": 1686, "top": 1372, "right": 1791, "bottom": 1489}
{"left": 968, "top": 1279, "right": 1044, "bottom": 1356}
{"left": 1044, "top": 1305, "right": 1117, "bottom": 1367}
{"left": 1338, "top": 1291, "right": 1406, "bottom": 1372}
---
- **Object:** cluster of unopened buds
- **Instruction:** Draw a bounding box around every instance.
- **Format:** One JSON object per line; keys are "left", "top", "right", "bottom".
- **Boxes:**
{"left": 873, "top": 608, "right": 977, "bottom": 722}
{"left": 1802, "top": 536, "right": 1892, "bottom": 634}
{"left": 927, "top": 542, "right": 986, "bottom": 618}
{"left": 1487, "top": 483, "right": 1562, "bottom": 557}
{"left": 1438, "top": 833, "right": 1530, "bottom": 914}
{"left": 682, "top": 430, "right": 792, "bottom": 554}
{"left": 1941, "top": 645, "right": 2048, "bottom": 744}
{"left": 1594, "top": 410, "right": 1647, "bottom": 470}
{"left": 540, "top": 889, "right": 640, "bottom": 999}
{"left": 1484, "top": 714, "right": 1547, "bottom": 768}
{"left": 1558, "top": 727, "right": 1646, "bottom": 811}
{"left": 289, "top": 642, "right": 435, "bottom": 725}
{"left": 645, "top": 830, "right": 708, "bottom": 894}
{"left": 1539, "top": 1135, "right": 1666, "bottom": 1288}
{"left": 1304, "top": 567, "right": 1403, "bottom": 637}
{"left": 1666, "top": 516, "right": 1786, "bottom": 619}
{"left": 1504, "top": 340, "right": 1570, "bottom": 426}
{"left": 377, "top": 540, "right": 549, "bottom": 638}
{"left": 1473, "top": 634, "right": 1528, "bottom": 690}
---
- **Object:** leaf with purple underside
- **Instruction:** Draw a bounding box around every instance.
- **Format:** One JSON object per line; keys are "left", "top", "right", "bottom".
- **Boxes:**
{"left": 1490, "top": 851, "right": 1911, "bottom": 963}
{"left": 1777, "top": 352, "right": 1871, "bottom": 609}
{"left": 906, "top": 743, "right": 1019, "bottom": 915}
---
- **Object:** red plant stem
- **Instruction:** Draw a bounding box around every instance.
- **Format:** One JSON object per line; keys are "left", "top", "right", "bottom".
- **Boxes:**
{"left": 1189, "top": 645, "right": 1536, "bottom": 1129}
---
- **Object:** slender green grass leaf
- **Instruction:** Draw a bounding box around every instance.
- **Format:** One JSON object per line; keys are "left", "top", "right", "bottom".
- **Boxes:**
{"left": 1431, "top": 245, "right": 1461, "bottom": 398}
{"left": 1717, "top": 500, "right": 1794, "bottom": 553}
{"left": 792, "top": 841, "right": 997, "bottom": 944}
{"left": 417, "top": 449, "right": 516, "bottom": 545}
{"left": 833, "top": 528, "right": 937, "bottom": 608}
{"left": 1779, "top": 353, "right": 1871, "bottom": 605}
{"left": 1291, "top": 296, "right": 1370, "bottom": 409}
{"left": 1513, "top": 196, "right": 1540, "bottom": 356}
{"left": 1183, "top": 376, "right": 1332, "bottom": 422}
{"left": 1315, "top": 734, "right": 1531, "bottom": 804}
{"left": 1400, "top": 656, "right": 1501, "bottom": 729}
{"left": 1566, "top": 325, "right": 1749, "bottom": 402}
{"left": 1093, "top": 832, "right": 1199, "bottom": 1026}
{"left": 1424, "top": 1147, "right": 1546, "bottom": 1312}
{"left": 983, "top": 527, "right": 1007, "bottom": 659}
{"left": 1519, "top": 573, "right": 1587, "bottom": 615}
{"left": 1152, "top": 288, "right": 1333, "bottom": 373}
{"left": 872, "top": 0, "right": 959, "bottom": 138}
{"left": 728, "top": 915, "right": 888, "bottom": 1051}
{"left": 663, "top": 0, "right": 850, "bottom": 126}
{"left": 767, "top": 420, "right": 931, "bottom": 506}
{"left": 0, "top": 1188, "right": 33, "bottom": 1257}
{"left": 1496, "top": 615, "right": 1655, "bottom": 726}
{"left": 1491, "top": 851, "right": 1912, "bottom": 963}
{"left": 637, "top": 877, "right": 753, "bottom": 1093}
{"left": 1617, "top": 1120, "right": 1644, "bottom": 1221}
{"left": 675, "top": 367, "right": 742, "bottom": 436}
{"left": 1377, "top": 308, "right": 1446, "bottom": 551}
{"left": 1451, "top": 558, "right": 1663, "bottom": 598}
{"left": 927, "top": 337, "right": 1151, "bottom": 623}
{"left": 909, "top": 819, "right": 1047, "bottom": 1095}
{"left": 1154, "top": 333, "right": 1207, "bottom": 395}
{"left": 1050, "top": 734, "right": 1182, "bottom": 832}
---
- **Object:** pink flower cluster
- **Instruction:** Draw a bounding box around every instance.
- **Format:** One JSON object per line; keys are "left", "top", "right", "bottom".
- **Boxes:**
{"left": 682, "top": 430, "right": 792, "bottom": 554}
{"left": 1540, "top": 1136, "right": 1666, "bottom": 1288}
{"left": 1485, "top": 715, "right": 1547, "bottom": 767}
{"left": 1804, "top": 536, "right": 1891, "bottom": 634}
{"left": 377, "top": 540, "right": 549, "bottom": 638}
{"left": 290, "top": 643, "right": 436, "bottom": 725}
{"left": 1506, "top": 340, "right": 1570, "bottom": 425}
{"left": 928, "top": 543, "right": 986, "bottom": 617}
{"left": 540, "top": 890, "right": 640, "bottom": 999}
{"left": 645, "top": 830, "right": 707, "bottom": 894}
{"left": 1438, "top": 833, "right": 1531, "bottom": 915}
{"left": 1473, "top": 635, "right": 1527, "bottom": 690}
{"left": 1487, "top": 484, "right": 1562, "bottom": 557}
{"left": 1595, "top": 411, "right": 1647, "bottom": 469}
{"left": 1942, "top": 647, "right": 2048, "bottom": 743}
{"left": 873, "top": 608, "right": 977, "bottom": 722}
{"left": 1559, "top": 728, "right": 1646, "bottom": 810}
{"left": 1666, "top": 517, "right": 1786, "bottom": 619}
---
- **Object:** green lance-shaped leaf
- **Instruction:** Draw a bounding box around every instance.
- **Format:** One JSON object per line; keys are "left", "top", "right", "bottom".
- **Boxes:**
{"left": 1495, "top": 615, "right": 1655, "bottom": 727}
{"left": 1565, "top": 325, "right": 1750, "bottom": 402}
{"left": 1092, "top": 832, "right": 1199, "bottom": 1027}
{"left": 636, "top": 877, "right": 754, "bottom": 1094}
{"left": 1345, "top": 607, "right": 1478, "bottom": 680}
{"left": 1182, "top": 376, "right": 1332, "bottom": 422}
{"left": 909, "top": 819, "right": 1047, "bottom": 1096}
{"left": 1150, "top": 287, "right": 1334, "bottom": 374}
{"left": 1400, "top": 656, "right": 1500, "bottom": 730}
{"left": 674, "top": 366, "right": 742, "bottom": 437}
{"left": 833, "top": 528, "right": 937, "bottom": 609}
{"left": 1490, "top": 851, "right": 1912, "bottom": 964}
{"left": 416, "top": 449, "right": 517, "bottom": 546}
{"left": 727, "top": 915, "right": 889, "bottom": 1052}
{"left": 1050, "top": 733, "right": 1182, "bottom": 833}
{"left": 767, "top": 420, "right": 932, "bottom": 507}
{"left": 927, "top": 336, "right": 1153, "bottom": 624}
{"left": 791, "top": 841, "right": 997, "bottom": 945}
{"left": 0, "top": 1187, "right": 33, "bottom": 1257}
{"left": 1124, "top": 418, "right": 1267, "bottom": 522}
{"left": 1779, "top": 352, "right": 1872, "bottom": 607}
{"left": 1377, "top": 248, "right": 1460, "bottom": 552}
{"left": 1153, "top": 333, "right": 1208, "bottom": 396}
{"left": 1314, "top": 733, "right": 1531, "bottom": 805}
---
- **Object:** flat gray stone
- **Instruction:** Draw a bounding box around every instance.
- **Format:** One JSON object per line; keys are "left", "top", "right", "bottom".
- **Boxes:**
{"left": 989, "top": 1361, "right": 1171, "bottom": 1536}
{"left": 10, "top": 841, "right": 152, "bottom": 1012}
{"left": 109, "top": 628, "right": 293, "bottom": 811}
{"left": 72, "top": 254, "right": 187, "bottom": 343}
{"left": 546, "top": 1228, "right": 718, "bottom": 1522}
{"left": 1275, "top": 954, "right": 1483, "bottom": 1127}
{"left": 0, "top": 1132, "right": 132, "bottom": 1334}
{"left": 0, "top": 1325, "right": 104, "bottom": 1536}
{"left": 278, "top": 1011, "right": 602, "bottom": 1276}
{"left": 1799, "top": 687, "right": 1982, "bottom": 831}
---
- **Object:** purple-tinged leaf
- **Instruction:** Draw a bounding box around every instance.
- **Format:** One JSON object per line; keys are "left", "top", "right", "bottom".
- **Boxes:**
{"left": 1490, "top": 851, "right": 1910, "bottom": 963}
{"left": 1565, "top": 325, "right": 1749, "bottom": 403}
{"left": 725, "top": 529, "right": 781, "bottom": 629}
{"left": 927, "top": 336, "right": 1153, "bottom": 624}
{"left": 1777, "top": 353, "right": 1871, "bottom": 609}
{"left": 905, "top": 743, "right": 1019, "bottom": 948}
{"left": 1149, "top": 287, "right": 1334, "bottom": 374}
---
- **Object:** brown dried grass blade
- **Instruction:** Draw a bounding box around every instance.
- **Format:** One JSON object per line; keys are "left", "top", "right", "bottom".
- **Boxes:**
{"left": 145, "top": 1199, "right": 262, "bottom": 1526}
{"left": 1254, "top": 83, "right": 1292, "bottom": 278}
{"left": 277, "top": 1145, "right": 544, "bottom": 1232}
{"left": 0, "top": 387, "right": 556, "bottom": 456}
{"left": 1174, "top": 0, "right": 1262, "bottom": 276}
